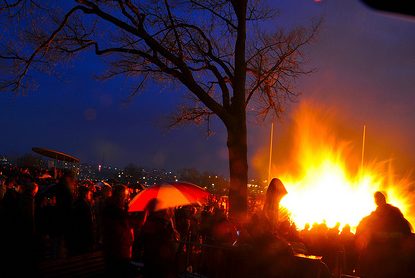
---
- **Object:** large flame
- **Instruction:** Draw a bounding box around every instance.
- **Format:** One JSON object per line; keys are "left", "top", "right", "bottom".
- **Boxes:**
{"left": 273, "top": 102, "right": 413, "bottom": 232}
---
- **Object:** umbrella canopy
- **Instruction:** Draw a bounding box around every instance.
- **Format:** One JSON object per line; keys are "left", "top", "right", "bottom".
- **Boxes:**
{"left": 128, "top": 182, "right": 210, "bottom": 212}
{"left": 32, "top": 147, "right": 80, "bottom": 163}
{"left": 95, "top": 181, "right": 112, "bottom": 188}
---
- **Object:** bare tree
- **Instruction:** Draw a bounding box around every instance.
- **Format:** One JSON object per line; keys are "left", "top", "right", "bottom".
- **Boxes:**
{"left": 0, "top": 0, "right": 318, "bottom": 219}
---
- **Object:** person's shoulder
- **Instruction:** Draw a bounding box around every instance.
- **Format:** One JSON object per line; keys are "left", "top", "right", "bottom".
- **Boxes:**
{"left": 385, "top": 203, "right": 403, "bottom": 215}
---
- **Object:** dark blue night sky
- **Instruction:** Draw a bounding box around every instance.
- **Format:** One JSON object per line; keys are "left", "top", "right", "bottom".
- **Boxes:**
{"left": 1, "top": 0, "right": 415, "bottom": 177}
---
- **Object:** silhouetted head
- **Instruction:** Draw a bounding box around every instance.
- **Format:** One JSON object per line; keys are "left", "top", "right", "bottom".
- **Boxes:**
{"left": 6, "top": 175, "right": 17, "bottom": 189}
{"left": 61, "top": 170, "right": 76, "bottom": 192}
{"left": 102, "top": 184, "right": 112, "bottom": 198}
{"left": 112, "top": 184, "right": 129, "bottom": 207}
{"left": 263, "top": 178, "right": 287, "bottom": 213}
{"left": 269, "top": 178, "right": 287, "bottom": 197}
{"left": 341, "top": 224, "right": 351, "bottom": 234}
{"left": 374, "top": 191, "right": 387, "bottom": 207}
{"left": 78, "top": 186, "right": 93, "bottom": 203}
{"left": 21, "top": 181, "right": 38, "bottom": 197}
{"left": 145, "top": 198, "right": 159, "bottom": 213}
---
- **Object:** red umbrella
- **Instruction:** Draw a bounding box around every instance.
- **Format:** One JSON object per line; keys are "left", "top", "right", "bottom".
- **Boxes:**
{"left": 128, "top": 182, "right": 210, "bottom": 212}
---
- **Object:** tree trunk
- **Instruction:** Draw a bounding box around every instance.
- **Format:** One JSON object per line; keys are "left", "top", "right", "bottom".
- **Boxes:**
{"left": 227, "top": 115, "right": 248, "bottom": 221}
{"left": 227, "top": 0, "right": 248, "bottom": 221}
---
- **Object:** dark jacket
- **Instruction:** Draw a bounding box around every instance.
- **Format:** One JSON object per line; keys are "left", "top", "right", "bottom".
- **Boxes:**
{"left": 68, "top": 198, "right": 95, "bottom": 255}
{"left": 102, "top": 200, "right": 132, "bottom": 260}
{"left": 139, "top": 213, "right": 179, "bottom": 278}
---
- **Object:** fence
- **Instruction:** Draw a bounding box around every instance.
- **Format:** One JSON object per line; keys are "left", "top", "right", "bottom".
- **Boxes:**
{"left": 174, "top": 239, "right": 334, "bottom": 278}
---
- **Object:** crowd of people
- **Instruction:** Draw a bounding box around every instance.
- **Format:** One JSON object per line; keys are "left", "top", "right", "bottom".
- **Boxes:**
{"left": 1, "top": 165, "right": 414, "bottom": 278}
{"left": 0, "top": 165, "right": 239, "bottom": 277}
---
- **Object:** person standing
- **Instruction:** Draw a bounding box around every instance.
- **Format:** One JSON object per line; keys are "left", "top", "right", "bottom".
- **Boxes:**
{"left": 139, "top": 203, "right": 180, "bottom": 278}
{"left": 68, "top": 186, "right": 95, "bottom": 255}
{"left": 263, "top": 178, "right": 287, "bottom": 229}
{"left": 356, "top": 191, "right": 412, "bottom": 278}
{"left": 0, "top": 175, "right": 21, "bottom": 277}
{"left": 55, "top": 170, "right": 76, "bottom": 257}
{"left": 102, "top": 185, "right": 133, "bottom": 278}
{"left": 16, "top": 181, "right": 39, "bottom": 276}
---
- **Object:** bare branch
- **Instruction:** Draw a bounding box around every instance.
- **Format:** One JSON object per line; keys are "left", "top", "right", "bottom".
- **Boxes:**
{"left": 0, "top": 0, "right": 318, "bottom": 124}
{"left": 169, "top": 104, "right": 214, "bottom": 128}
{"left": 116, "top": 0, "right": 138, "bottom": 26}
{"left": 244, "top": 20, "right": 320, "bottom": 118}
{"left": 189, "top": 0, "right": 237, "bottom": 30}
{"left": 1, "top": 5, "right": 88, "bottom": 91}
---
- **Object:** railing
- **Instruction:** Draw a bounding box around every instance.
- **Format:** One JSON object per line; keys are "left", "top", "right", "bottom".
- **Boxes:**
{"left": 173, "top": 239, "right": 333, "bottom": 278}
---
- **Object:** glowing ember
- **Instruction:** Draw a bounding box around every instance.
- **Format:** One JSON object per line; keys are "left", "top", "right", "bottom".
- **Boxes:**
{"left": 274, "top": 102, "right": 413, "bottom": 232}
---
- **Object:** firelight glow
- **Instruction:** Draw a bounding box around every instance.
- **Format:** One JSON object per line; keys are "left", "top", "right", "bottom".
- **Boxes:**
{"left": 276, "top": 102, "right": 413, "bottom": 232}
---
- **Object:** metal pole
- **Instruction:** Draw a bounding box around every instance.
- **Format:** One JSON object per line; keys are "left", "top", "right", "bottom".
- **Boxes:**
{"left": 361, "top": 125, "right": 366, "bottom": 170}
{"left": 268, "top": 122, "right": 274, "bottom": 182}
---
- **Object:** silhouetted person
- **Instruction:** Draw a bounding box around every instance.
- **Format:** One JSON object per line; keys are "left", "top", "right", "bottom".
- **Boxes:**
{"left": 102, "top": 185, "right": 133, "bottom": 278}
{"left": 95, "top": 184, "right": 112, "bottom": 245}
{"left": 0, "top": 179, "right": 39, "bottom": 277}
{"left": 372, "top": 191, "right": 411, "bottom": 234}
{"left": 356, "top": 191, "right": 412, "bottom": 278}
{"left": 16, "top": 181, "right": 39, "bottom": 276}
{"left": 139, "top": 200, "right": 179, "bottom": 278}
{"left": 210, "top": 207, "right": 237, "bottom": 245}
{"left": 55, "top": 170, "right": 75, "bottom": 256}
{"left": 130, "top": 210, "right": 146, "bottom": 262}
{"left": 200, "top": 205, "right": 214, "bottom": 243}
{"left": 242, "top": 213, "right": 293, "bottom": 277}
{"left": 263, "top": 178, "right": 287, "bottom": 228}
{"left": 0, "top": 176, "right": 6, "bottom": 201}
{"left": 1, "top": 175, "right": 19, "bottom": 213}
{"left": 340, "top": 224, "right": 357, "bottom": 274}
{"left": 0, "top": 175, "right": 21, "bottom": 277}
{"left": 175, "top": 206, "right": 190, "bottom": 244}
{"left": 67, "top": 186, "right": 95, "bottom": 255}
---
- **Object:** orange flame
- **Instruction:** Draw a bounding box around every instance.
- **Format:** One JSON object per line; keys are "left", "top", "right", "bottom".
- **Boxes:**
{"left": 269, "top": 102, "right": 414, "bottom": 232}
